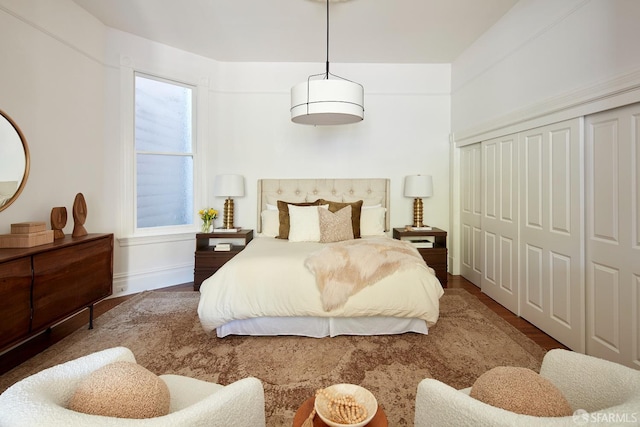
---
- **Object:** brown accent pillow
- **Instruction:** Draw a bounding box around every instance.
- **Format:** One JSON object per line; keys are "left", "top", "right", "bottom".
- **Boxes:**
{"left": 277, "top": 199, "right": 321, "bottom": 239}
{"left": 470, "top": 366, "right": 573, "bottom": 417}
{"left": 318, "top": 199, "right": 363, "bottom": 238}
{"left": 68, "top": 361, "right": 170, "bottom": 419}
{"left": 319, "top": 206, "right": 354, "bottom": 243}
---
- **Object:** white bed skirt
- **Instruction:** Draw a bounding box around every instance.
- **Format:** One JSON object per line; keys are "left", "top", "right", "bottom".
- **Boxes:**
{"left": 216, "top": 316, "right": 429, "bottom": 338}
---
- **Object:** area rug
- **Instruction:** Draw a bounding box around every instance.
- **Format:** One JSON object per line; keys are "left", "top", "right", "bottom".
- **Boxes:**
{"left": 0, "top": 289, "right": 545, "bottom": 426}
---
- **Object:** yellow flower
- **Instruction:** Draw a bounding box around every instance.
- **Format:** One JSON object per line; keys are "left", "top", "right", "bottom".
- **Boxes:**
{"left": 199, "top": 208, "right": 218, "bottom": 221}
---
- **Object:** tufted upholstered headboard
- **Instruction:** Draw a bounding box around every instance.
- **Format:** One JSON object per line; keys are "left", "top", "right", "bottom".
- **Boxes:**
{"left": 257, "top": 178, "right": 390, "bottom": 233}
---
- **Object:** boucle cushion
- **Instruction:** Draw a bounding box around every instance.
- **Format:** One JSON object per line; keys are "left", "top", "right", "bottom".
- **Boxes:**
{"left": 470, "top": 366, "right": 573, "bottom": 417}
{"left": 68, "top": 361, "right": 170, "bottom": 419}
{"left": 318, "top": 199, "right": 363, "bottom": 238}
{"left": 276, "top": 199, "right": 321, "bottom": 239}
{"left": 319, "top": 205, "right": 354, "bottom": 243}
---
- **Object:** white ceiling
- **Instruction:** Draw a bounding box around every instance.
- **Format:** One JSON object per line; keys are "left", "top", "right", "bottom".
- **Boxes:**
{"left": 71, "top": 0, "right": 518, "bottom": 64}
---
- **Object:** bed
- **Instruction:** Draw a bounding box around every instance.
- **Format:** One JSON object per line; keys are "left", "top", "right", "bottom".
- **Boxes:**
{"left": 197, "top": 178, "right": 444, "bottom": 337}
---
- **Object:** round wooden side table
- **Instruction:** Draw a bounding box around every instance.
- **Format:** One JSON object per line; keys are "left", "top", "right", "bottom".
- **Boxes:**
{"left": 292, "top": 396, "right": 388, "bottom": 427}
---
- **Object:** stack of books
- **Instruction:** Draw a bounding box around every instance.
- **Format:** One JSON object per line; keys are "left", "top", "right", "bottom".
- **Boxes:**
{"left": 409, "top": 239, "right": 434, "bottom": 249}
{"left": 214, "top": 243, "right": 231, "bottom": 251}
{"left": 213, "top": 227, "right": 240, "bottom": 233}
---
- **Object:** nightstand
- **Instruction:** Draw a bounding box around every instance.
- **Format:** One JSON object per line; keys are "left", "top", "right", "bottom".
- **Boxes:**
{"left": 193, "top": 229, "right": 253, "bottom": 291}
{"left": 393, "top": 227, "right": 448, "bottom": 287}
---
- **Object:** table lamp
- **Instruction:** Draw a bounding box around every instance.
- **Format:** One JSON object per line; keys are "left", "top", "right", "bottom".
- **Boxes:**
{"left": 214, "top": 174, "right": 245, "bottom": 229}
{"left": 403, "top": 175, "right": 433, "bottom": 228}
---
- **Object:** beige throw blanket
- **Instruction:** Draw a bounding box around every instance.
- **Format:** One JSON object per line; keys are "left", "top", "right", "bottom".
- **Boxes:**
{"left": 305, "top": 237, "right": 434, "bottom": 311}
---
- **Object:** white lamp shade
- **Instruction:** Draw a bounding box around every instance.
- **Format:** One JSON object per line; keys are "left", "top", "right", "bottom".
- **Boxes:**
{"left": 214, "top": 174, "right": 245, "bottom": 197}
{"left": 404, "top": 175, "right": 433, "bottom": 198}
{"left": 291, "top": 79, "right": 364, "bottom": 125}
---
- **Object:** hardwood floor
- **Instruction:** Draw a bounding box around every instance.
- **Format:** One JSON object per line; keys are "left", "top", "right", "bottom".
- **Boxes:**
{"left": 446, "top": 275, "right": 568, "bottom": 352}
{"left": 0, "top": 275, "right": 566, "bottom": 375}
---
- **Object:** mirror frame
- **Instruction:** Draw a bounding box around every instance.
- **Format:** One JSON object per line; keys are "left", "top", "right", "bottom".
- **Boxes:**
{"left": 0, "top": 109, "right": 30, "bottom": 212}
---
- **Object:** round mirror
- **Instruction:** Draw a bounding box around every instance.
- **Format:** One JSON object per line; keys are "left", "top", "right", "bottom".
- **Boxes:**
{"left": 0, "top": 109, "right": 30, "bottom": 212}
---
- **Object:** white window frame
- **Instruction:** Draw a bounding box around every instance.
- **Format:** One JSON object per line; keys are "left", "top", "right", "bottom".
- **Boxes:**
{"left": 118, "top": 64, "right": 208, "bottom": 246}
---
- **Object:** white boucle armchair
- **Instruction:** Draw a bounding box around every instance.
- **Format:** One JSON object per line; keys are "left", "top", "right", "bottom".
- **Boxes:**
{"left": 0, "top": 347, "right": 266, "bottom": 427}
{"left": 415, "top": 349, "right": 640, "bottom": 427}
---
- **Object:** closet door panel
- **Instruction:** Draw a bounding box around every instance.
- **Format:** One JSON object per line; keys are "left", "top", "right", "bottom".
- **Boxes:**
{"left": 592, "top": 119, "right": 619, "bottom": 243}
{"left": 586, "top": 104, "right": 640, "bottom": 368}
{"left": 519, "top": 119, "right": 584, "bottom": 351}
{"left": 460, "top": 143, "right": 482, "bottom": 286}
{"left": 481, "top": 134, "right": 519, "bottom": 314}
{"left": 550, "top": 251, "right": 572, "bottom": 328}
{"left": 524, "top": 243, "right": 544, "bottom": 310}
{"left": 591, "top": 263, "right": 620, "bottom": 351}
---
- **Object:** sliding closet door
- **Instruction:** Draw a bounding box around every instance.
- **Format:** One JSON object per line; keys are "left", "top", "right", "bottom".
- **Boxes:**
{"left": 519, "top": 119, "right": 584, "bottom": 352}
{"left": 586, "top": 104, "right": 640, "bottom": 369}
{"left": 460, "top": 143, "right": 482, "bottom": 286}
{"left": 481, "top": 134, "right": 519, "bottom": 314}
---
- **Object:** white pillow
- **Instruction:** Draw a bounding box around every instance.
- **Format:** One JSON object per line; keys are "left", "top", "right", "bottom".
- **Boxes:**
{"left": 260, "top": 210, "right": 280, "bottom": 237}
{"left": 360, "top": 207, "right": 387, "bottom": 236}
{"left": 265, "top": 203, "right": 278, "bottom": 211}
{"left": 288, "top": 204, "right": 328, "bottom": 242}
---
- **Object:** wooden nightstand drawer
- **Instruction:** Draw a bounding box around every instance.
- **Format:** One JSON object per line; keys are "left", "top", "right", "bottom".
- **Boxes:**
{"left": 196, "top": 248, "right": 242, "bottom": 268}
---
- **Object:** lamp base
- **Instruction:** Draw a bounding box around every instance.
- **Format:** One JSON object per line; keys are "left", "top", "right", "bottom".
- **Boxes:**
{"left": 222, "top": 198, "right": 235, "bottom": 229}
{"left": 412, "top": 198, "right": 425, "bottom": 228}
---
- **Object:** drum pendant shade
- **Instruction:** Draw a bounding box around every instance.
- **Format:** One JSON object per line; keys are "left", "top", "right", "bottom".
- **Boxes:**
{"left": 291, "top": 80, "right": 364, "bottom": 125}
{"left": 290, "top": 0, "right": 364, "bottom": 126}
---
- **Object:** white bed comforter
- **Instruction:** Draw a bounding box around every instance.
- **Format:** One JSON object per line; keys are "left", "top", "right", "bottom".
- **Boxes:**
{"left": 197, "top": 236, "right": 444, "bottom": 333}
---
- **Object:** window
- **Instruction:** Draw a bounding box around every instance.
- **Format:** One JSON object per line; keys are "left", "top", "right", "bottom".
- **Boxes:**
{"left": 134, "top": 74, "right": 195, "bottom": 230}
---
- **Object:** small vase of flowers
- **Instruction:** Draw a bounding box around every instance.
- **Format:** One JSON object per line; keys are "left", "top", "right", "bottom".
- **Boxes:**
{"left": 199, "top": 208, "right": 218, "bottom": 233}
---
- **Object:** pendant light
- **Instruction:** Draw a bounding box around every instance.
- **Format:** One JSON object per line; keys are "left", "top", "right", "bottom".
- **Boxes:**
{"left": 290, "top": 0, "right": 364, "bottom": 125}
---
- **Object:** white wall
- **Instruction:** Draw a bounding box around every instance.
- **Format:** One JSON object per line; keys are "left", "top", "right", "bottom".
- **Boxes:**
{"left": 209, "top": 61, "right": 451, "bottom": 232}
{"left": 452, "top": 0, "right": 640, "bottom": 142}
{"left": 0, "top": 0, "right": 107, "bottom": 234}
{"left": 1, "top": 0, "right": 451, "bottom": 296}
{"left": 449, "top": 0, "right": 640, "bottom": 274}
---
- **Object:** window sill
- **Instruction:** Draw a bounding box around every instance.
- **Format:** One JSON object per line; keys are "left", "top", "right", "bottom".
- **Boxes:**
{"left": 118, "top": 231, "right": 196, "bottom": 247}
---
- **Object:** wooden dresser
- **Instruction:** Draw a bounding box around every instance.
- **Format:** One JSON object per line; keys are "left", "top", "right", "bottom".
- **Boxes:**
{"left": 0, "top": 233, "right": 113, "bottom": 353}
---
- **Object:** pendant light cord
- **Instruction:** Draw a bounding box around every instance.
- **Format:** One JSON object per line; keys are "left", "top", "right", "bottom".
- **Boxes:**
{"left": 325, "top": 0, "right": 330, "bottom": 78}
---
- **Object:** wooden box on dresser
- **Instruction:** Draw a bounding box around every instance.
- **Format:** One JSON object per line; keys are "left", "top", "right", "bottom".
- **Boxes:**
{"left": 0, "top": 233, "right": 113, "bottom": 353}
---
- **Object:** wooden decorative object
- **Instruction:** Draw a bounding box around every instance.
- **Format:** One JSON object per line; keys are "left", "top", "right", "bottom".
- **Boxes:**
{"left": 11, "top": 222, "right": 46, "bottom": 234}
{"left": 0, "top": 230, "right": 54, "bottom": 248}
{"left": 50, "top": 207, "right": 67, "bottom": 239}
{"left": 0, "top": 221, "right": 53, "bottom": 248}
{"left": 72, "top": 193, "right": 88, "bottom": 237}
